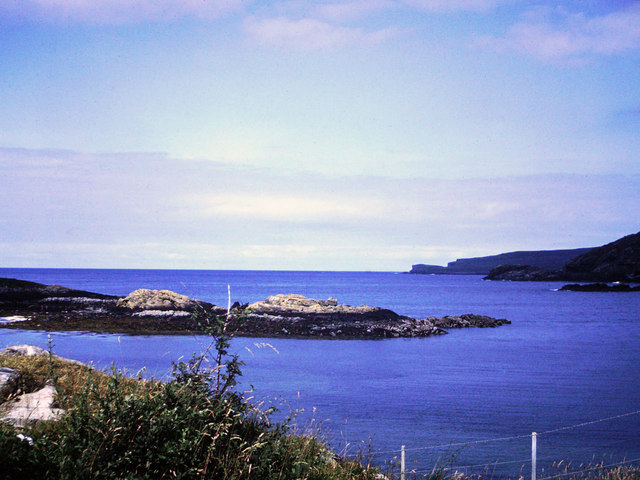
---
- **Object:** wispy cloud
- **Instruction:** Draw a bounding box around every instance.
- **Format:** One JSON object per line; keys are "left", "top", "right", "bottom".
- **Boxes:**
{"left": 243, "top": 15, "right": 398, "bottom": 49}
{"left": 478, "top": 4, "right": 640, "bottom": 61}
{"left": 0, "top": 0, "right": 244, "bottom": 25}
{"left": 2, "top": 148, "right": 638, "bottom": 269}
{"left": 401, "top": 0, "right": 502, "bottom": 14}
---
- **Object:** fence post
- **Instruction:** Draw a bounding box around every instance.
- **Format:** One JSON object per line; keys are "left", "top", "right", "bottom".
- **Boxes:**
{"left": 401, "top": 445, "right": 406, "bottom": 480}
{"left": 532, "top": 432, "right": 537, "bottom": 480}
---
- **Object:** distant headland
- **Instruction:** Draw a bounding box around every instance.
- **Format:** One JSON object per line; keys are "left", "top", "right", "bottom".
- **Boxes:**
{"left": 409, "top": 247, "right": 592, "bottom": 275}
{"left": 410, "top": 231, "right": 640, "bottom": 285}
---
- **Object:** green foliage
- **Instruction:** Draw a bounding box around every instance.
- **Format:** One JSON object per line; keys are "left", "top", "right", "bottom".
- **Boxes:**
{"left": 0, "top": 307, "right": 381, "bottom": 480}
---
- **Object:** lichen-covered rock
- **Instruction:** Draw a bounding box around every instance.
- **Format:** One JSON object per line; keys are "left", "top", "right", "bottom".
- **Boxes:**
{"left": 117, "top": 289, "right": 201, "bottom": 311}
{"left": 247, "top": 294, "right": 379, "bottom": 315}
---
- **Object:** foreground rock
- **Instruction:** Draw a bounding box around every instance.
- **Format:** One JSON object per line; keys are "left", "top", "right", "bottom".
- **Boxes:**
{"left": 0, "top": 280, "right": 510, "bottom": 338}
{"left": 1, "top": 385, "right": 64, "bottom": 427}
{"left": 227, "top": 294, "right": 510, "bottom": 339}
{"left": 0, "top": 346, "right": 68, "bottom": 427}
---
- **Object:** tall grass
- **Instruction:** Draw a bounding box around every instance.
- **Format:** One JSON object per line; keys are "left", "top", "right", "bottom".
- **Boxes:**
{"left": 0, "top": 306, "right": 384, "bottom": 480}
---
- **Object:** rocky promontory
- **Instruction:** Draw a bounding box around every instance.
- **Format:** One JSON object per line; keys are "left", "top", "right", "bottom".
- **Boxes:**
{"left": 483, "top": 232, "right": 640, "bottom": 283}
{"left": 0, "top": 279, "right": 510, "bottom": 339}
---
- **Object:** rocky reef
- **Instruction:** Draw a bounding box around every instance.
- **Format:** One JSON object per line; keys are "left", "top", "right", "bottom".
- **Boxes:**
{"left": 226, "top": 294, "right": 510, "bottom": 339}
{"left": 0, "top": 279, "right": 510, "bottom": 339}
{"left": 559, "top": 283, "right": 640, "bottom": 292}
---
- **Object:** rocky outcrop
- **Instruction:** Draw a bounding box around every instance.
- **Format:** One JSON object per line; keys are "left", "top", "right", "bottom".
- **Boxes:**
{"left": 229, "top": 294, "right": 510, "bottom": 339}
{"left": 559, "top": 283, "right": 640, "bottom": 292}
{"left": 429, "top": 314, "right": 512, "bottom": 328}
{"left": 0, "top": 280, "right": 510, "bottom": 338}
{"left": 0, "top": 367, "right": 21, "bottom": 401}
{"left": 483, "top": 264, "right": 562, "bottom": 281}
{"left": 562, "top": 232, "right": 640, "bottom": 282}
{"left": 0, "top": 278, "right": 225, "bottom": 334}
{"left": 117, "top": 289, "right": 206, "bottom": 311}
{"left": 484, "top": 232, "right": 640, "bottom": 283}
{"left": 0, "top": 345, "right": 48, "bottom": 356}
{"left": 0, "top": 345, "right": 68, "bottom": 427}
{"left": 1, "top": 384, "right": 64, "bottom": 427}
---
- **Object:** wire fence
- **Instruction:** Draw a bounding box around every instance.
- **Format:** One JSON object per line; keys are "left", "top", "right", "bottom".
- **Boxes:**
{"left": 340, "top": 408, "right": 640, "bottom": 479}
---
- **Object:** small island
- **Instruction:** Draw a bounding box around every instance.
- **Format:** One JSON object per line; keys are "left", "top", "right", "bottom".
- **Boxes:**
{"left": 0, "top": 278, "right": 509, "bottom": 338}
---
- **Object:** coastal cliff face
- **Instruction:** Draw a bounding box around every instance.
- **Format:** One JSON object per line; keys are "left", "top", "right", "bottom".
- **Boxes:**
{"left": 410, "top": 248, "right": 592, "bottom": 275}
{"left": 0, "top": 280, "right": 510, "bottom": 338}
{"left": 483, "top": 231, "right": 640, "bottom": 283}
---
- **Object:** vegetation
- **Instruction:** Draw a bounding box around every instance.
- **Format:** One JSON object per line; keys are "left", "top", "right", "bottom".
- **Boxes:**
{"left": 0, "top": 310, "right": 382, "bottom": 480}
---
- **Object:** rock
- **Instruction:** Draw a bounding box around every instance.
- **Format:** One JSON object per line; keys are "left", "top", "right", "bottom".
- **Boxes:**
{"left": 116, "top": 289, "right": 202, "bottom": 311}
{"left": 560, "top": 283, "right": 640, "bottom": 292}
{"left": 1, "top": 384, "right": 64, "bottom": 427}
{"left": 231, "top": 294, "right": 509, "bottom": 339}
{"left": 0, "top": 345, "right": 48, "bottom": 356}
{"left": 483, "top": 264, "right": 561, "bottom": 281}
{"left": 562, "top": 231, "right": 640, "bottom": 282}
{"left": 0, "top": 279, "right": 225, "bottom": 334}
{"left": 483, "top": 232, "right": 640, "bottom": 283}
{"left": 247, "top": 294, "right": 382, "bottom": 315}
{"left": 0, "top": 367, "right": 21, "bottom": 400}
{"left": 429, "top": 314, "right": 510, "bottom": 328}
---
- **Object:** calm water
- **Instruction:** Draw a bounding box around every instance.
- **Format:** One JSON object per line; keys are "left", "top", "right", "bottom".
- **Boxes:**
{"left": 1, "top": 268, "right": 640, "bottom": 477}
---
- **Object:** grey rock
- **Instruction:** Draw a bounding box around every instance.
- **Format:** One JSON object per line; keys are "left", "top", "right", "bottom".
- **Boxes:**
{"left": 0, "top": 345, "right": 48, "bottom": 356}
{"left": 1, "top": 385, "right": 64, "bottom": 427}
{"left": 116, "top": 289, "right": 202, "bottom": 311}
{"left": 0, "top": 367, "right": 21, "bottom": 400}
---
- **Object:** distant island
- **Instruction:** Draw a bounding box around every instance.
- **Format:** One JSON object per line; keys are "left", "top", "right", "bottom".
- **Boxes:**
{"left": 410, "top": 231, "right": 640, "bottom": 285}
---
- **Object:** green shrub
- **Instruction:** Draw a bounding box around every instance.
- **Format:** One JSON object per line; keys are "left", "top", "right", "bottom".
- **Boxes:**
{"left": 0, "top": 307, "right": 381, "bottom": 480}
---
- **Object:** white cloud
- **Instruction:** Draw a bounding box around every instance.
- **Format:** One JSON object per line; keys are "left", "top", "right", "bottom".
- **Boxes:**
{"left": 243, "top": 15, "right": 398, "bottom": 49}
{"left": 400, "top": 0, "right": 502, "bottom": 13}
{"left": 478, "top": 4, "right": 640, "bottom": 61}
{"left": 2, "top": 148, "right": 638, "bottom": 270}
{"left": 311, "top": 0, "right": 395, "bottom": 23}
{"left": 0, "top": 0, "right": 244, "bottom": 25}
{"left": 188, "top": 193, "right": 376, "bottom": 222}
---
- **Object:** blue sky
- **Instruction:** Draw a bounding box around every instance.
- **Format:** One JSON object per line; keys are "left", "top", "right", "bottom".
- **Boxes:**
{"left": 1, "top": 0, "right": 639, "bottom": 270}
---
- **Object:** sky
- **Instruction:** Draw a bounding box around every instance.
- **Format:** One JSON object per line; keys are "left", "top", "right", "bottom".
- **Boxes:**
{"left": 1, "top": 0, "right": 639, "bottom": 271}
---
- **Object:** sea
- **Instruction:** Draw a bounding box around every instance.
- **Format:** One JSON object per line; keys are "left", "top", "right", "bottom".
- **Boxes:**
{"left": 1, "top": 268, "right": 639, "bottom": 478}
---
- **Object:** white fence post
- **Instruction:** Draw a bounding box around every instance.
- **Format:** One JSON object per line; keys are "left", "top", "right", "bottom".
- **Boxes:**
{"left": 532, "top": 432, "right": 537, "bottom": 480}
{"left": 401, "top": 445, "right": 406, "bottom": 480}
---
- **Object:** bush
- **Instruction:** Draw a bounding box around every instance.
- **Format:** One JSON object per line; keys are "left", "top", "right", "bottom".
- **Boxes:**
{"left": 0, "top": 307, "right": 381, "bottom": 480}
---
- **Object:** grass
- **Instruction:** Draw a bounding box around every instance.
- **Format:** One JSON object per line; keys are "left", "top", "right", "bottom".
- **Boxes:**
{"left": 3, "top": 353, "right": 640, "bottom": 480}
{"left": 0, "top": 352, "right": 383, "bottom": 480}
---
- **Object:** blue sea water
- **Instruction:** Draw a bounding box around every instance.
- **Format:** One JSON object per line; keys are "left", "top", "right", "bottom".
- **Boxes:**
{"left": 1, "top": 268, "right": 640, "bottom": 477}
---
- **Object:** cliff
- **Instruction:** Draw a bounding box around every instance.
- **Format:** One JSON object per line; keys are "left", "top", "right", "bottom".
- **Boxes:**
{"left": 410, "top": 247, "right": 592, "bottom": 275}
